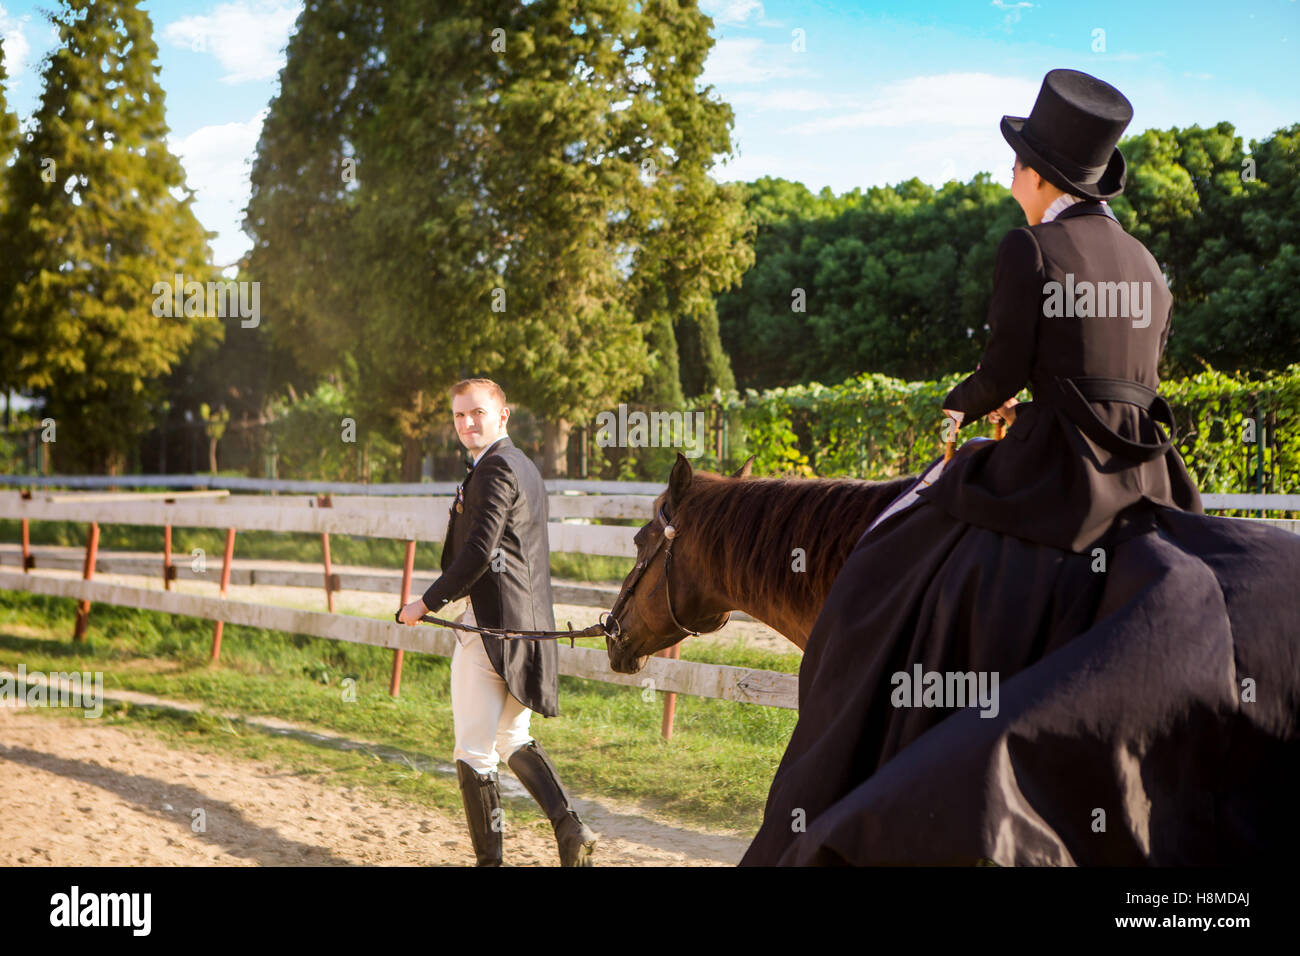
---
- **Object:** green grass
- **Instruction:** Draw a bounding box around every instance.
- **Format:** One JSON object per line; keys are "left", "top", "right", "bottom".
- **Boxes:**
{"left": 0, "top": 589, "right": 800, "bottom": 833}
{"left": 0, "top": 518, "right": 632, "bottom": 584}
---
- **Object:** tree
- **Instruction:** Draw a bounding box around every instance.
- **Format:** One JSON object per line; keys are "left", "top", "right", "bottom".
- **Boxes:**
{"left": 245, "top": 0, "right": 753, "bottom": 478}
{"left": 0, "top": 0, "right": 217, "bottom": 473}
{"left": 718, "top": 175, "right": 1021, "bottom": 388}
{"left": 0, "top": 37, "right": 24, "bottom": 428}
{"left": 1112, "top": 123, "right": 1300, "bottom": 376}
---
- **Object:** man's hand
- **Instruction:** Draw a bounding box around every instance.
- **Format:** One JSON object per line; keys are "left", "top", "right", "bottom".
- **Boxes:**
{"left": 397, "top": 599, "right": 428, "bottom": 626}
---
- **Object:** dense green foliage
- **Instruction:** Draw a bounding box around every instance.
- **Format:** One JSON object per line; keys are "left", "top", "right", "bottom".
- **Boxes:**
{"left": 718, "top": 175, "right": 1022, "bottom": 387}
{"left": 704, "top": 365, "right": 1297, "bottom": 502}
{"left": 245, "top": 0, "right": 752, "bottom": 476}
{"left": 719, "top": 124, "right": 1300, "bottom": 391}
{"left": 1113, "top": 124, "right": 1300, "bottom": 374}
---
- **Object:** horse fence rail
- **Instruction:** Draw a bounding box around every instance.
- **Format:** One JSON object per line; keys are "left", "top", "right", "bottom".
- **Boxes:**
{"left": 0, "top": 489, "right": 796, "bottom": 724}
{"left": 3, "top": 480, "right": 1297, "bottom": 725}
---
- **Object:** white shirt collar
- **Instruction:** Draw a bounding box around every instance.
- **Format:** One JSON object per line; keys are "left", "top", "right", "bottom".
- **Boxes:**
{"left": 1041, "top": 193, "right": 1105, "bottom": 224}
{"left": 471, "top": 435, "right": 508, "bottom": 467}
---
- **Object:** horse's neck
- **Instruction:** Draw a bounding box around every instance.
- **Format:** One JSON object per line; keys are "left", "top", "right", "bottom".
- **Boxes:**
{"left": 688, "top": 476, "right": 911, "bottom": 649}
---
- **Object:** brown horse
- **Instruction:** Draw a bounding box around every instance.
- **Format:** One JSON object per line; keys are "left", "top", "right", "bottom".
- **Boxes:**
{"left": 604, "top": 453, "right": 918, "bottom": 674}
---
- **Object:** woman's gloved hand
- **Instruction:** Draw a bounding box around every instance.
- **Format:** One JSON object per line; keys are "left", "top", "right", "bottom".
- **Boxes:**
{"left": 988, "top": 397, "right": 1019, "bottom": 427}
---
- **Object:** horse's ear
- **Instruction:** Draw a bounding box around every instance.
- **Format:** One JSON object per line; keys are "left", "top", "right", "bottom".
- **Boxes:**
{"left": 667, "top": 453, "right": 693, "bottom": 508}
{"left": 731, "top": 455, "right": 755, "bottom": 479}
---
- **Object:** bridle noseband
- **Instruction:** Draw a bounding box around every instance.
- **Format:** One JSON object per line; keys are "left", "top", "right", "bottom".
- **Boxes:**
{"left": 603, "top": 503, "right": 731, "bottom": 649}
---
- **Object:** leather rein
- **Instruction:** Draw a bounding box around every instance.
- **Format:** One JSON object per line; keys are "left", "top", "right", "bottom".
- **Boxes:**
{"left": 604, "top": 503, "right": 730, "bottom": 650}
{"left": 398, "top": 504, "right": 726, "bottom": 649}
{"left": 396, "top": 608, "right": 608, "bottom": 645}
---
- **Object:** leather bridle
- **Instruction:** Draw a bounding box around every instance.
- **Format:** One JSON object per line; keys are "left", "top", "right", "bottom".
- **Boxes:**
{"left": 603, "top": 503, "right": 731, "bottom": 651}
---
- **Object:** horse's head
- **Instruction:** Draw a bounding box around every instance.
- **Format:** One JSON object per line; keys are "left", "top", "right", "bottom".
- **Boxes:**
{"left": 604, "top": 453, "right": 754, "bottom": 674}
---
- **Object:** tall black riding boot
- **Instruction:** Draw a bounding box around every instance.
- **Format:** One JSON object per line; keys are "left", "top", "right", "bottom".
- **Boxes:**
{"left": 456, "top": 759, "right": 502, "bottom": 866}
{"left": 507, "top": 740, "right": 597, "bottom": 866}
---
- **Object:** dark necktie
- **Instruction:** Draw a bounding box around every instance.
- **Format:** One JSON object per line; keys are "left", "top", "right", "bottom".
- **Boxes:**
{"left": 454, "top": 460, "right": 473, "bottom": 513}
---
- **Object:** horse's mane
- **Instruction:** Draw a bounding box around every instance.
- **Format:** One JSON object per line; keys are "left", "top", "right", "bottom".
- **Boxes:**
{"left": 677, "top": 472, "right": 918, "bottom": 611}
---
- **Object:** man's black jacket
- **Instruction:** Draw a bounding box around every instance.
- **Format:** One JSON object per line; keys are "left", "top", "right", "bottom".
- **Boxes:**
{"left": 422, "top": 437, "right": 559, "bottom": 716}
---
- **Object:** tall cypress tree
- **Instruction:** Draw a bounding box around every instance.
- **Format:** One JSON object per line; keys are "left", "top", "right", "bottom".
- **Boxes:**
{"left": 0, "top": 38, "right": 24, "bottom": 427}
{"left": 0, "top": 0, "right": 216, "bottom": 473}
{"left": 0, "top": 39, "right": 18, "bottom": 197}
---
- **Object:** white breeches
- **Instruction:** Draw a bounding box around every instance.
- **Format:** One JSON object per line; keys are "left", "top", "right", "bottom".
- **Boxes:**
{"left": 450, "top": 603, "right": 534, "bottom": 774}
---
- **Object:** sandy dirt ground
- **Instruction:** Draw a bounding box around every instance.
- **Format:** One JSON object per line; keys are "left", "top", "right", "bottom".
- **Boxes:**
{"left": 0, "top": 704, "right": 753, "bottom": 867}
{"left": 0, "top": 553, "right": 783, "bottom": 866}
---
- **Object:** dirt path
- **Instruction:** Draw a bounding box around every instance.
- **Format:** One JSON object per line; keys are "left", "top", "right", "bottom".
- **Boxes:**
{"left": 0, "top": 703, "right": 751, "bottom": 867}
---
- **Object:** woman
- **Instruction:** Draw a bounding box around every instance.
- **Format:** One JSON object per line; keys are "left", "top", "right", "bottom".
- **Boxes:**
{"left": 925, "top": 67, "right": 1201, "bottom": 554}
{"left": 739, "top": 70, "right": 1300, "bottom": 866}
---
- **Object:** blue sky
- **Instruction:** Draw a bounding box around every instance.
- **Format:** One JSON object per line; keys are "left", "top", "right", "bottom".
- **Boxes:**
{"left": 0, "top": 0, "right": 1296, "bottom": 269}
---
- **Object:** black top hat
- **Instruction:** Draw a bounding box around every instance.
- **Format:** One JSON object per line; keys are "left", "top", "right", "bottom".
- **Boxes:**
{"left": 1001, "top": 69, "right": 1133, "bottom": 200}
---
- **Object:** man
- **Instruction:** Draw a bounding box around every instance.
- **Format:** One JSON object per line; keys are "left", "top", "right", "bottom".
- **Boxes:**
{"left": 398, "top": 378, "right": 597, "bottom": 866}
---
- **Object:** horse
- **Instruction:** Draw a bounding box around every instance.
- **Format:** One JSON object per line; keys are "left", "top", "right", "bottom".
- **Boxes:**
{"left": 603, "top": 453, "right": 917, "bottom": 674}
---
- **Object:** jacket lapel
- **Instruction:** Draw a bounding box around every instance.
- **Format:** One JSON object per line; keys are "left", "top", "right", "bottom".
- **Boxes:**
{"left": 461, "top": 436, "right": 513, "bottom": 495}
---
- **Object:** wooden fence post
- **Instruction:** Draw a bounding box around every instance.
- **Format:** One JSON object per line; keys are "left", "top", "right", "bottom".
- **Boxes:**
{"left": 163, "top": 523, "right": 174, "bottom": 590}
{"left": 658, "top": 642, "right": 681, "bottom": 739}
{"left": 19, "top": 487, "right": 33, "bottom": 572}
{"left": 391, "top": 540, "right": 416, "bottom": 697}
{"left": 321, "top": 533, "right": 336, "bottom": 612}
{"left": 210, "top": 527, "right": 236, "bottom": 662}
{"left": 72, "top": 522, "right": 100, "bottom": 641}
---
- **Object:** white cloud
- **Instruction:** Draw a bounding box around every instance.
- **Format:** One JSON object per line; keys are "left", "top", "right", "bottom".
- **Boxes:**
{"left": 713, "top": 149, "right": 838, "bottom": 186}
{"left": 725, "top": 88, "right": 837, "bottom": 111}
{"left": 162, "top": 0, "right": 300, "bottom": 85}
{"left": 701, "top": 37, "right": 805, "bottom": 86}
{"left": 793, "top": 72, "right": 1041, "bottom": 134}
{"left": 711, "top": 74, "right": 1056, "bottom": 195}
{"left": 0, "top": 3, "right": 31, "bottom": 80}
{"left": 991, "top": 0, "right": 1034, "bottom": 29}
{"left": 170, "top": 109, "right": 268, "bottom": 270}
{"left": 716, "top": 124, "right": 1022, "bottom": 197}
{"left": 701, "top": 0, "right": 766, "bottom": 25}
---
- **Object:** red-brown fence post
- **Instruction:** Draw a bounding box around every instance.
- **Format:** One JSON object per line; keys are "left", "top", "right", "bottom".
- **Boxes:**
{"left": 210, "top": 527, "right": 236, "bottom": 662}
{"left": 72, "top": 522, "right": 100, "bottom": 641}
{"left": 162, "top": 523, "right": 174, "bottom": 590}
{"left": 390, "top": 540, "right": 416, "bottom": 697}
{"left": 658, "top": 642, "right": 681, "bottom": 739}
{"left": 321, "top": 532, "right": 335, "bottom": 612}
{"left": 20, "top": 487, "right": 34, "bottom": 572}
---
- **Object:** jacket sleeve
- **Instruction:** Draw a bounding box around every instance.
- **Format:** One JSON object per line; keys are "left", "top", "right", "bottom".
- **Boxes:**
{"left": 942, "top": 227, "right": 1044, "bottom": 423}
{"left": 421, "top": 455, "right": 517, "bottom": 611}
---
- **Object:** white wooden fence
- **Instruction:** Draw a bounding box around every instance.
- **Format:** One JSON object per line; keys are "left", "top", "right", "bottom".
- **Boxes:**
{"left": 3, "top": 475, "right": 1297, "bottom": 718}
{"left": 0, "top": 486, "right": 797, "bottom": 710}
